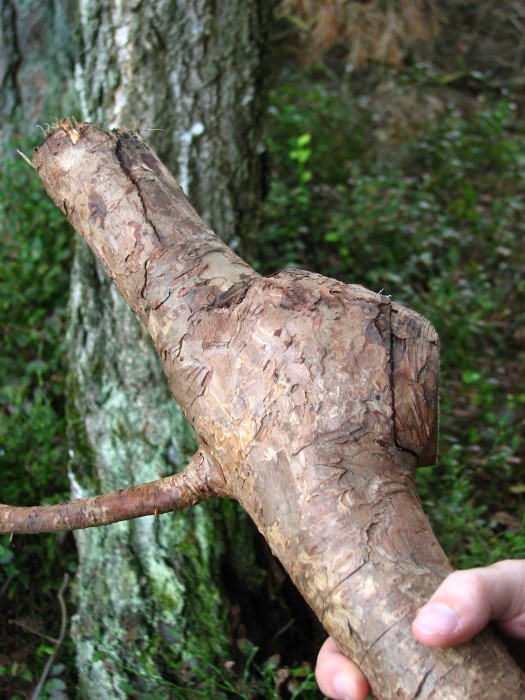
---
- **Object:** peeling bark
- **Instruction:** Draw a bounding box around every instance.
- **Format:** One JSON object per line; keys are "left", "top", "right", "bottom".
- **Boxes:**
{"left": 2, "top": 121, "right": 524, "bottom": 699}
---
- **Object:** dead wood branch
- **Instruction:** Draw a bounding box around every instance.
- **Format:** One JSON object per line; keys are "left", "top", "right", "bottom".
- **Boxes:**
{"left": 1, "top": 120, "right": 522, "bottom": 699}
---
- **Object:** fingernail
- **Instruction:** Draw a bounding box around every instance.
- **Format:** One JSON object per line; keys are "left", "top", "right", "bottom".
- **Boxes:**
{"left": 333, "top": 672, "right": 352, "bottom": 700}
{"left": 414, "top": 603, "right": 460, "bottom": 635}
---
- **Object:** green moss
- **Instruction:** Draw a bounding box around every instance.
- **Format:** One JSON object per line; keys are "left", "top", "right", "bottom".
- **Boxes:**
{"left": 65, "top": 252, "right": 233, "bottom": 694}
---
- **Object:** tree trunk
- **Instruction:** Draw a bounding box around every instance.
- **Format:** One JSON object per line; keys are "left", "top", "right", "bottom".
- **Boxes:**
{"left": 69, "top": 1, "right": 273, "bottom": 695}
{"left": 66, "top": 242, "right": 235, "bottom": 697}
{"left": 0, "top": 0, "right": 77, "bottom": 139}
{"left": 75, "top": 0, "right": 269, "bottom": 252}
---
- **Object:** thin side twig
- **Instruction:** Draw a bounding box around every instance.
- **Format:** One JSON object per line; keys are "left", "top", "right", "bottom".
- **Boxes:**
{"left": 16, "top": 150, "right": 36, "bottom": 169}
{"left": 0, "top": 449, "right": 220, "bottom": 534}
{"left": 30, "top": 573, "right": 69, "bottom": 700}
{"left": 8, "top": 619, "right": 58, "bottom": 644}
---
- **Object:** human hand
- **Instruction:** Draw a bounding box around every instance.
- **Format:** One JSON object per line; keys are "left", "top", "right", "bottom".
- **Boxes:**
{"left": 315, "top": 560, "right": 525, "bottom": 700}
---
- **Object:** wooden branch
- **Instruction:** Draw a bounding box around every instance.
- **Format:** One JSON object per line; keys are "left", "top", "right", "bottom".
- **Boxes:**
{"left": 4, "top": 119, "right": 523, "bottom": 699}
{"left": 0, "top": 449, "right": 223, "bottom": 534}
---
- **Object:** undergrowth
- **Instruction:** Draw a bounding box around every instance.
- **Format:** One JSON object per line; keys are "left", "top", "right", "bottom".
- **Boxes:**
{"left": 0, "top": 139, "right": 77, "bottom": 698}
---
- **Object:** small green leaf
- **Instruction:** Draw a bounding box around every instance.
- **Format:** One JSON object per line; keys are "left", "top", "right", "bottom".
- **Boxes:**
{"left": 296, "top": 133, "right": 311, "bottom": 147}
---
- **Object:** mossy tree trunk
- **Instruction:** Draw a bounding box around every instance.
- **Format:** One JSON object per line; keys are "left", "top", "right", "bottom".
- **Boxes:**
{"left": 68, "top": 1, "right": 273, "bottom": 696}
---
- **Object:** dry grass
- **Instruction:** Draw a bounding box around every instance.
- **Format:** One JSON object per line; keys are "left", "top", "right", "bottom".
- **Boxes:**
{"left": 281, "top": 0, "right": 441, "bottom": 69}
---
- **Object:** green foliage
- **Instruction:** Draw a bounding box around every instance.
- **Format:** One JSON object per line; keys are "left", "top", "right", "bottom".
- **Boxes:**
{"left": 0, "top": 141, "right": 77, "bottom": 697}
{"left": 257, "top": 79, "right": 372, "bottom": 271}
{"left": 81, "top": 637, "right": 323, "bottom": 699}
{"left": 0, "top": 656, "right": 69, "bottom": 700}
{"left": 0, "top": 140, "right": 76, "bottom": 585}
{"left": 258, "top": 71, "right": 525, "bottom": 569}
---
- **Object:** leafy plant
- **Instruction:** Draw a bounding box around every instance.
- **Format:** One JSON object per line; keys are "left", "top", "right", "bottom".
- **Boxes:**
{"left": 0, "top": 140, "right": 77, "bottom": 697}
{"left": 79, "top": 637, "right": 324, "bottom": 699}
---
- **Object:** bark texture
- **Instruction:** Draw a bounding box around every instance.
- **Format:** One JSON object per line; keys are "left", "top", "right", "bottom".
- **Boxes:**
{"left": 69, "top": 1, "right": 273, "bottom": 694}
{"left": 0, "top": 0, "right": 77, "bottom": 140}
{"left": 75, "top": 0, "right": 270, "bottom": 250}
{"left": 22, "top": 120, "right": 525, "bottom": 699}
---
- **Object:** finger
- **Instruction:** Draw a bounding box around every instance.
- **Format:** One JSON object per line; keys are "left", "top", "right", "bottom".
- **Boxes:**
{"left": 412, "top": 560, "right": 525, "bottom": 647}
{"left": 315, "top": 637, "right": 370, "bottom": 700}
{"left": 488, "top": 560, "right": 525, "bottom": 640}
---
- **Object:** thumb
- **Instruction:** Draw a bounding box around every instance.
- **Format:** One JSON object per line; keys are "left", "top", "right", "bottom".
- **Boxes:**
{"left": 412, "top": 560, "right": 525, "bottom": 647}
{"left": 315, "top": 637, "right": 370, "bottom": 700}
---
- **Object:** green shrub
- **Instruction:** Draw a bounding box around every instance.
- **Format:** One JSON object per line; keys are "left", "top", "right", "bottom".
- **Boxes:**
{"left": 0, "top": 138, "right": 78, "bottom": 698}
{"left": 0, "top": 141, "right": 77, "bottom": 589}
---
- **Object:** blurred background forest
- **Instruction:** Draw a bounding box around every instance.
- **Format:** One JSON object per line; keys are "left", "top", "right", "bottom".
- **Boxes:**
{"left": 1, "top": 1, "right": 524, "bottom": 698}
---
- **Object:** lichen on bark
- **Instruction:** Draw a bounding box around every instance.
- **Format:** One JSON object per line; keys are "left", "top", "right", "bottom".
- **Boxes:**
{"left": 67, "top": 239, "right": 230, "bottom": 695}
